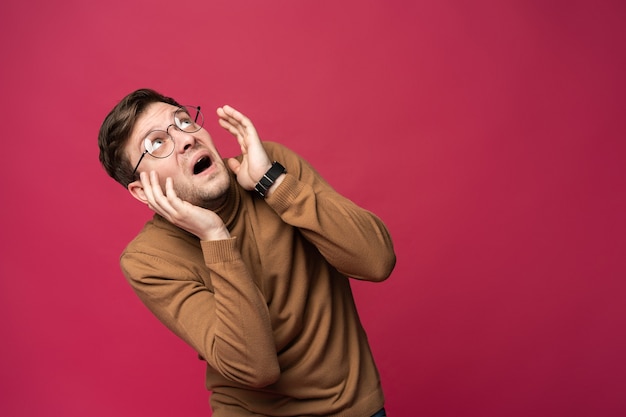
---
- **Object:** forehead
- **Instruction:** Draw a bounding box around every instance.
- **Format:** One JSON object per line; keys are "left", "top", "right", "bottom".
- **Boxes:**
{"left": 132, "top": 102, "right": 179, "bottom": 136}
{"left": 125, "top": 102, "right": 179, "bottom": 158}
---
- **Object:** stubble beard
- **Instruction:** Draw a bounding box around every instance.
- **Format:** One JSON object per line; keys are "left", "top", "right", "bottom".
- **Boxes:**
{"left": 175, "top": 164, "right": 231, "bottom": 211}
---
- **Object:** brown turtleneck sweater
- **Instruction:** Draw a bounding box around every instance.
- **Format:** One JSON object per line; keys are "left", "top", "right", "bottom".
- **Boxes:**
{"left": 120, "top": 142, "right": 396, "bottom": 416}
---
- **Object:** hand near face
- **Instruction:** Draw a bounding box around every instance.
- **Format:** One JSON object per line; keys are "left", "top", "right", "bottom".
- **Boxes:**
{"left": 217, "top": 105, "right": 272, "bottom": 190}
{"left": 139, "top": 171, "right": 230, "bottom": 241}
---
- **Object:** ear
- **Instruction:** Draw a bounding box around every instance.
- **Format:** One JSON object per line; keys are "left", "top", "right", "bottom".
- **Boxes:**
{"left": 128, "top": 180, "right": 149, "bottom": 204}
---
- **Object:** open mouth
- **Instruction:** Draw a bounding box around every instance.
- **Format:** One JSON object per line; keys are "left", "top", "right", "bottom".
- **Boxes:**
{"left": 193, "top": 156, "right": 212, "bottom": 175}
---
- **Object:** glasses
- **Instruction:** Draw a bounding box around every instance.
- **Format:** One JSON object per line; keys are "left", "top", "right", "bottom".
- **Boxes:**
{"left": 132, "top": 105, "right": 204, "bottom": 176}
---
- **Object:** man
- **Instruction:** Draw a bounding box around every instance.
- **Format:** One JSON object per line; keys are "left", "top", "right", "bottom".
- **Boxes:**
{"left": 98, "top": 88, "right": 396, "bottom": 417}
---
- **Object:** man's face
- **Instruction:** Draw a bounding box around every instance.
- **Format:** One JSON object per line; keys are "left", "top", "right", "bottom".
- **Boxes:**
{"left": 125, "top": 101, "right": 231, "bottom": 208}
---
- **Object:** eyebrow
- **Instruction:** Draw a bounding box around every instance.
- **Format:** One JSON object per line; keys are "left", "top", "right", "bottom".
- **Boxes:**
{"left": 134, "top": 107, "right": 179, "bottom": 145}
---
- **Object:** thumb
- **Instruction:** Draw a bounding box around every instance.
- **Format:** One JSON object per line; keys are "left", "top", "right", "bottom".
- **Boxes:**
{"left": 227, "top": 158, "right": 241, "bottom": 174}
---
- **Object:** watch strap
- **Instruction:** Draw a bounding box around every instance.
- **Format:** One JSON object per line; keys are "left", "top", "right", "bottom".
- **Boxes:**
{"left": 254, "top": 161, "right": 286, "bottom": 198}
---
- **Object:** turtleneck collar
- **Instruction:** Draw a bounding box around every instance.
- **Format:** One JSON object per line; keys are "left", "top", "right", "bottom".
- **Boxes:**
{"left": 213, "top": 169, "right": 242, "bottom": 230}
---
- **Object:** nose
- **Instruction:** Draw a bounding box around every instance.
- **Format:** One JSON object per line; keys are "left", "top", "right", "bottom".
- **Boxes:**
{"left": 167, "top": 124, "right": 196, "bottom": 153}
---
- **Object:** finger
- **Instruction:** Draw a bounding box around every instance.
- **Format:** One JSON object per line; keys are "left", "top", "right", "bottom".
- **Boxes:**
{"left": 218, "top": 118, "right": 250, "bottom": 156}
{"left": 227, "top": 157, "right": 241, "bottom": 174}
{"left": 140, "top": 171, "right": 156, "bottom": 204}
{"left": 164, "top": 176, "right": 177, "bottom": 199}
{"left": 222, "top": 105, "right": 249, "bottom": 123}
{"left": 147, "top": 171, "right": 176, "bottom": 215}
{"left": 163, "top": 177, "right": 186, "bottom": 211}
{"left": 218, "top": 105, "right": 255, "bottom": 136}
{"left": 218, "top": 117, "right": 245, "bottom": 140}
{"left": 217, "top": 106, "right": 244, "bottom": 128}
{"left": 218, "top": 114, "right": 249, "bottom": 141}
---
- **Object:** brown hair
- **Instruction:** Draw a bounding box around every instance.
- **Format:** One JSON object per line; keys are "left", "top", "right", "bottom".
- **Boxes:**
{"left": 98, "top": 88, "right": 181, "bottom": 188}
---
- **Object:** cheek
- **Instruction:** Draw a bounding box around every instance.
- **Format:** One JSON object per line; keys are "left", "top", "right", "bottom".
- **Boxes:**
{"left": 157, "top": 157, "right": 185, "bottom": 177}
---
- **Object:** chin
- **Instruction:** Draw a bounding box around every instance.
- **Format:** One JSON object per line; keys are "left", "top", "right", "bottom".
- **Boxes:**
{"left": 172, "top": 167, "right": 231, "bottom": 209}
{"left": 196, "top": 173, "right": 231, "bottom": 208}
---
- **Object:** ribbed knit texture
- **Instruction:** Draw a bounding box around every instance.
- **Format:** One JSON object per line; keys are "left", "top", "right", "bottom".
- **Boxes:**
{"left": 120, "top": 142, "right": 396, "bottom": 416}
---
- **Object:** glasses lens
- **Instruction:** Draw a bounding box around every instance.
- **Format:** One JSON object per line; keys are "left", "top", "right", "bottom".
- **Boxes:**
{"left": 144, "top": 132, "right": 174, "bottom": 158}
{"left": 175, "top": 106, "right": 204, "bottom": 132}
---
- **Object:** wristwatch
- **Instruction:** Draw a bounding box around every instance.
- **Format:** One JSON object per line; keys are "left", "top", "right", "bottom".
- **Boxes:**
{"left": 254, "top": 161, "right": 286, "bottom": 198}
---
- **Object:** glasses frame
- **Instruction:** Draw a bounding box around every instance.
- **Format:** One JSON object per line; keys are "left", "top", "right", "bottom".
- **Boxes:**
{"left": 131, "top": 105, "right": 203, "bottom": 176}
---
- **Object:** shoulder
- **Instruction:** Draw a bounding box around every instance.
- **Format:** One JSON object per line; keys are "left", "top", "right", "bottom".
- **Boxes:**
{"left": 262, "top": 142, "right": 311, "bottom": 175}
{"left": 262, "top": 141, "right": 294, "bottom": 158}
{"left": 122, "top": 215, "right": 200, "bottom": 263}
{"left": 120, "top": 218, "right": 207, "bottom": 286}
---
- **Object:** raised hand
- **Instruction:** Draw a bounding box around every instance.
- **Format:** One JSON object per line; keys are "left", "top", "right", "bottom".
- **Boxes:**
{"left": 217, "top": 105, "right": 272, "bottom": 190}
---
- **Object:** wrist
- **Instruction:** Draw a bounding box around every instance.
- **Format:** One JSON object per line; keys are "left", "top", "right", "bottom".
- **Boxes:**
{"left": 264, "top": 172, "right": 286, "bottom": 198}
{"left": 254, "top": 161, "right": 286, "bottom": 198}
{"left": 200, "top": 225, "right": 231, "bottom": 241}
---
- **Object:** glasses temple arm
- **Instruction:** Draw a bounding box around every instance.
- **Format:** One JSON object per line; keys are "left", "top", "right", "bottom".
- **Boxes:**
{"left": 132, "top": 150, "right": 149, "bottom": 176}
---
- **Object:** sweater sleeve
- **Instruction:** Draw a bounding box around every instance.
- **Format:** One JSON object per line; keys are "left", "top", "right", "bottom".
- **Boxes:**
{"left": 120, "top": 236, "right": 279, "bottom": 388}
{"left": 264, "top": 142, "right": 396, "bottom": 281}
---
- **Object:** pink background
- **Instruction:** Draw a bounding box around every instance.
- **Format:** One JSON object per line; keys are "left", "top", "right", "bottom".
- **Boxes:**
{"left": 1, "top": 1, "right": 625, "bottom": 416}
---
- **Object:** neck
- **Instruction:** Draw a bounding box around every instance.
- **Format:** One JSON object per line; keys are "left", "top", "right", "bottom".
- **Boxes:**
{"left": 212, "top": 173, "right": 241, "bottom": 228}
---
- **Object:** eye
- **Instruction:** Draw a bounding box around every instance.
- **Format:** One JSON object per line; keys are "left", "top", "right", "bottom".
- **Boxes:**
{"left": 151, "top": 138, "right": 165, "bottom": 151}
{"left": 144, "top": 133, "right": 168, "bottom": 155}
{"left": 144, "top": 138, "right": 155, "bottom": 153}
{"left": 175, "top": 114, "right": 193, "bottom": 130}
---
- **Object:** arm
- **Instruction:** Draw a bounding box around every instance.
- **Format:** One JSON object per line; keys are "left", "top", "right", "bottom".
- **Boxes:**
{"left": 121, "top": 236, "right": 280, "bottom": 388}
{"left": 216, "top": 105, "right": 395, "bottom": 281}
{"left": 264, "top": 142, "right": 396, "bottom": 281}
